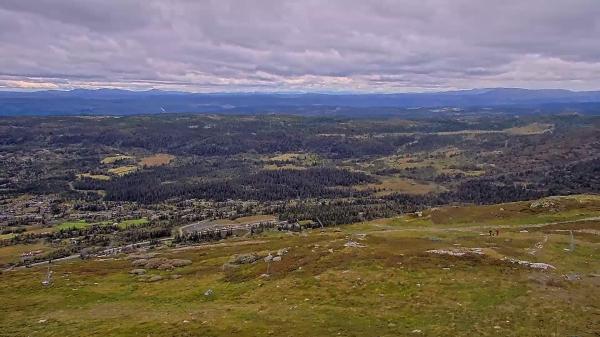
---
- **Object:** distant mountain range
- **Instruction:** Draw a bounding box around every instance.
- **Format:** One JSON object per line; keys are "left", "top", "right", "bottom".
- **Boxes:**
{"left": 1, "top": 88, "right": 600, "bottom": 116}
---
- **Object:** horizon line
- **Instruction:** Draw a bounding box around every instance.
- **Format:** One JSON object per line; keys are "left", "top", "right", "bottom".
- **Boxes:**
{"left": 1, "top": 87, "right": 599, "bottom": 95}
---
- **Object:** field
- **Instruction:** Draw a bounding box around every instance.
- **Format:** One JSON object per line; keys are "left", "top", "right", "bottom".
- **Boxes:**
{"left": 80, "top": 153, "right": 174, "bottom": 180}
{"left": 264, "top": 152, "right": 322, "bottom": 170}
{"left": 140, "top": 154, "right": 175, "bottom": 167}
{"left": 0, "top": 242, "right": 51, "bottom": 266}
{"left": 505, "top": 123, "right": 554, "bottom": 135}
{"left": 372, "top": 148, "right": 485, "bottom": 178}
{"left": 355, "top": 176, "right": 443, "bottom": 196}
{"left": 1, "top": 196, "right": 598, "bottom": 337}
{"left": 108, "top": 165, "right": 138, "bottom": 176}
{"left": 55, "top": 220, "right": 90, "bottom": 231}
{"left": 101, "top": 155, "right": 133, "bottom": 165}
{"left": 0, "top": 233, "right": 16, "bottom": 240}
{"left": 53, "top": 219, "right": 148, "bottom": 231}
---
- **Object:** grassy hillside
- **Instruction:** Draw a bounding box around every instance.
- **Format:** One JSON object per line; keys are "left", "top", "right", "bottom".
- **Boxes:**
{"left": 1, "top": 195, "right": 599, "bottom": 337}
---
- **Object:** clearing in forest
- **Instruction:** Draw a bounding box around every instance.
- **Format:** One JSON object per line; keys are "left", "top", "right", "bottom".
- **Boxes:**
{"left": 355, "top": 176, "right": 443, "bottom": 196}
{"left": 139, "top": 153, "right": 175, "bottom": 167}
{"left": 55, "top": 220, "right": 89, "bottom": 231}
{"left": 504, "top": 123, "right": 554, "bottom": 135}
{"left": 100, "top": 155, "right": 132, "bottom": 164}
{"left": 108, "top": 165, "right": 138, "bottom": 176}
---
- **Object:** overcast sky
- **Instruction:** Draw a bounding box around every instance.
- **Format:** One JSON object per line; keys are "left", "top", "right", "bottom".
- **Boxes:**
{"left": 1, "top": 0, "right": 599, "bottom": 92}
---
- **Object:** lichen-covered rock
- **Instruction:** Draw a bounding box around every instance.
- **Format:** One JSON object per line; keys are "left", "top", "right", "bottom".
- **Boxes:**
{"left": 131, "top": 257, "right": 192, "bottom": 270}
{"left": 427, "top": 248, "right": 484, "bottom": 257}
{"left": 145, "top": 258, "right": 170, "bottom": 269}
{"left": 131, "top": 259, "right": 148, "bottom": 267}
{"left": 230, "top": 253, "right": 262, "bottom": 265}
{"left": 157, "top": 263, "right": 174, "bottom": 270}
{"left": 502, "top": 257, "right": 556, "bottom": 270}
{"left": 147, "top": 275, "right": 163, "bottom": 282}
{"left": 344, "top": 241, "right": 366, "bottom": 248}
{"left": 171, "top": 259, "right": 192, "bottom": 267}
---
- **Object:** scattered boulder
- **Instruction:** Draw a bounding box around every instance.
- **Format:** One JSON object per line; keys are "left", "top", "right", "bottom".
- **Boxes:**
{"left": 157, "top": 263, "right": 174, "bottom": 270}
{"left": 130, "top": 269, "right": 146, "bottom": 275}
{"left": 530, "top": 198, "right": 560, "bottom": 212}
{"left": 344, "top": 240, "right": 366, "bottom": 248}
{"left": 136, "top": 273, "right": 181, "bottom": 282}
{"left": 171, "top": 259, "right": 192, "bottom": 267}
{"left": 131, "top": 257, "right": 192, "bottom": 270}
{"left": 145, "top": 258, "right": 170, "bottom": 269}
{"left": 264, "top": 254, "right": 273, "bottom": 263}
{"left": 147, "top": 275, "right": 163, "bottom": 282}
{"left": 230, "top": 253, "right": 263, "bottom": 265}
{"left": 272, "top": 256, "right": 282, "bottom": 262}
{"left": 204, "top": 289, "right": 214, "bottom": 297}
{"left": 427, "top": 248, "right": 484, "bottom": 257}
{"left": 502, "top": 257, "right": 555, "bottom": 270}
{"left": 277, "top": 248, "right": 290, "bottom": 256}
{"left": 131, "top": 259, "right": 149, "bottom": 267}
{"left": 563, "top": 273, "right": 582, "bottom": 282}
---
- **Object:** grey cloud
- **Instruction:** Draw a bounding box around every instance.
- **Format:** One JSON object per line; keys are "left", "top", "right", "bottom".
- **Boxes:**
{"left": 0, "top": 0, "right": 599, "bottom": 91}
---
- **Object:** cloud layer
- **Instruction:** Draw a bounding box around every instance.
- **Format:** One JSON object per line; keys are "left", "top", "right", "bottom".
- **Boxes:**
{"left": 1, "top": 0, "right": 600, "bottom": 92}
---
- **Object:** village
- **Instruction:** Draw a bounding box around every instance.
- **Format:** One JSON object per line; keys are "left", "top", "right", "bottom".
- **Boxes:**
{"left": 0, "top": 192, "right": 294, "bottom": 268}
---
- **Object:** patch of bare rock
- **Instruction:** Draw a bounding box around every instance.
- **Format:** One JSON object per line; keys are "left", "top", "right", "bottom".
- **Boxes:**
{"left": 427, "top": 247, "right": 556, "bottom": 271}
{"left": 501, "top": 257, "right": 556, "bottom": 270}
{"left": 223, "top": 247, "right": 290, "bottom": 270}
{"left": 427, "top": 248, "right": 484, "bottom": 256}
{"left": 131, "top": 257, "right": 192, "bottom": 270}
